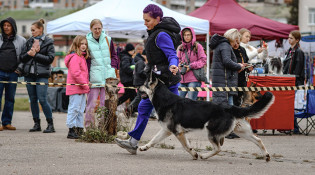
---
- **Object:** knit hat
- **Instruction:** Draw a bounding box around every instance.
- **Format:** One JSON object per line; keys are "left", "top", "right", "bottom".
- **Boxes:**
{"left": 125, "top": 43, "right": 135, "bottom": 52}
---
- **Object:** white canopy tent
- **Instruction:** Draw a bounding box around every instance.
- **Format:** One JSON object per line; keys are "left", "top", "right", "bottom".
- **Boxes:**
{"left": 47, "top": 0, "right": 211, "bottom": 100}
{"left": 47, "top": 0, "right": 209, "bottom": 38}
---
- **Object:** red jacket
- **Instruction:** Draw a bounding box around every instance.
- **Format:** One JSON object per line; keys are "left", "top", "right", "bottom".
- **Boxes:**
{"left": 64, "top": 53, "right": 89, "bottom": 95}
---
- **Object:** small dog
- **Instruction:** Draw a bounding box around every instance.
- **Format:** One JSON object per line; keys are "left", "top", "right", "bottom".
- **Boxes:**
{"left": 266, "top": 56, "right": 283, "bottom": 75}
{"left": 138, "top": 73, "right": 275, "bottom": 161}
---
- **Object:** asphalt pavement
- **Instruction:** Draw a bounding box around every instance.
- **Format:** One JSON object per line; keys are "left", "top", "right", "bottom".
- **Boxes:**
{"left": 0, "top": 111, "right": 314, "bottom": 175}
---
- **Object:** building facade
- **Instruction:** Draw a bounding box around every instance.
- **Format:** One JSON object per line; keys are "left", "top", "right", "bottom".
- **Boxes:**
{"left": 0, "top": 0, "right": 101, "bottom": 10}
{"left": 299, "top": 0, "right": 315, "bottom": 34}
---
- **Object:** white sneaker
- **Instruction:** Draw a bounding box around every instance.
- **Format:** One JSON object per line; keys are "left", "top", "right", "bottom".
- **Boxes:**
{"left": 115, "top": 138, "right": 138, "bottom": 154}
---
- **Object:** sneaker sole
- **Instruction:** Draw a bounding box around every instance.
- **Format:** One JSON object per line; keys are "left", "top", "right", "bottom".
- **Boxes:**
{"left": 115, "top": 139, "right": 137, "bottom": 155}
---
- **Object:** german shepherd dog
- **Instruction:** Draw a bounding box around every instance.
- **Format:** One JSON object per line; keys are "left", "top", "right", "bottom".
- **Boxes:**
{"left": 138, "top": 73, "right": 275, "bottom": 161}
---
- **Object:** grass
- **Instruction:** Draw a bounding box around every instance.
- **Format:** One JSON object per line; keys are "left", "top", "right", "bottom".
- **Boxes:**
{"left": 1, "top": 98, "right": 29, "bottom": 111}
{"left": 0, "top": 9, "right": 76, "bottom": 20}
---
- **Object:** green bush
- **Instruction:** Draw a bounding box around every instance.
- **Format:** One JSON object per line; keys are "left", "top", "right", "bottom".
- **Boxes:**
{"left": 79, "top": 107, "right": 116, "bottom": 143}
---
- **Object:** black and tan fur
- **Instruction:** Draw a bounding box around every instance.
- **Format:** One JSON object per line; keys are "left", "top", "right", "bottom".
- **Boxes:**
{"left": 138, "top": 73, "right": 275, "bottom": 161}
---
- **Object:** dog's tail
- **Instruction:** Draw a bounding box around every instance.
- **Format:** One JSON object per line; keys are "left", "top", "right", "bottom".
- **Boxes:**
{"left": 229, "top": 92, "right": 275, "bottom": 119}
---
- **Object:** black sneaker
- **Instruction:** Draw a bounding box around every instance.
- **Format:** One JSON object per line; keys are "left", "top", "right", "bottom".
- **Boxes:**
{"left": 115, "top": 138, "right": 138, "bottom": 154}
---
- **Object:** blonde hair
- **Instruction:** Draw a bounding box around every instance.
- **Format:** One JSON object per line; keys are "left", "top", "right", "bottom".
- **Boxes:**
{"left": 67, "top": 35, "right": 90, "bottom": 59}
{"left": 239, "top": 28, "right": 251, "bottom": 37}
{"left": 90, "top": 19, "right": 103, "bottom": 29}
{"left": 224, "top": 28, "right": 240, "bottom": 42}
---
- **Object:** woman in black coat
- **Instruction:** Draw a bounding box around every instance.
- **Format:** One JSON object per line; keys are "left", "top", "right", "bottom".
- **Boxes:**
{"left": 233, "top": 43, "right": 253, "bottom": 106}
{"left": 209, "top": 29, "right": 245, "bottom": 106}
{"left": 283, "top": 30, "right": 305, "bottom": 134}
{"left": 283, "top": 30, "right": 305, "bottom": 86}
{"left": 20, "top": 19, "right": 55, "bottom": 133}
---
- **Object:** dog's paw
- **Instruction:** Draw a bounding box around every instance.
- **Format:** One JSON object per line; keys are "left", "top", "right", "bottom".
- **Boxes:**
{"left": 199, "top": 153, "right": 206, "bottom": 160}
{"left": 139, "top": 145, "right": 149, "bottom": 151}
{"left": 192, "top": 153, "right": 198, "bottom": 160}
{"left": 265, "top": 154, "right": 271, "bottom": 162}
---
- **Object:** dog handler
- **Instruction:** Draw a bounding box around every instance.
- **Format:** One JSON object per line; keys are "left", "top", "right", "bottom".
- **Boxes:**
{"left": 115, "top": 4, "right": 181, "bottom": 154}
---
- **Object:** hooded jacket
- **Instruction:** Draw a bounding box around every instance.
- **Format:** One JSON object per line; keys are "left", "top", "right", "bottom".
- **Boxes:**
{"left": 145, "top": 17, "right": 181, "bottom": 86}
{"left": 119, "top": 50, "right": 134, "bottom": 84}
{"left": 177, "top": 27, "right": 207, "bottom": 83}
{"left": 209, "top": 34, "right": 241, "bottom": 105}
{"left": 0, "top": 17, "right": 26, "bottom": 72}
{"left": 64, "top": 53, "right": 89, "bottom": 96}
{"left": 133, "top": 53, "right": 146, "bottom": 86}
{"left": 20, "top": 34, "right": 55, "bottom": 78}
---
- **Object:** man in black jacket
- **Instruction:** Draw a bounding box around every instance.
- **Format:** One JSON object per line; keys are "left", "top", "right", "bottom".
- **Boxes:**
{"left": 0, "top": 17, "right": 26, "bottom": 131}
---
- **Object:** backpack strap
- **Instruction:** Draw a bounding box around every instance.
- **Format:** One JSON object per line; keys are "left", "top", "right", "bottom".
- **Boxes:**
{"left": 105, "top": 36, "right": 111, "bottom": 58}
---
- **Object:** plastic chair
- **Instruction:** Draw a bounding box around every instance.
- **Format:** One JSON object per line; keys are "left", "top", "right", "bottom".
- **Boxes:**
{"left": 294, "top": 90, "right": 315, "bottom": 135}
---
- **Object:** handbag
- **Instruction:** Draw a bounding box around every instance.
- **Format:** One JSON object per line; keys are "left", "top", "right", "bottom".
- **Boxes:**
{"left": 184, "top": 50, "right": 209, "bottom": 84}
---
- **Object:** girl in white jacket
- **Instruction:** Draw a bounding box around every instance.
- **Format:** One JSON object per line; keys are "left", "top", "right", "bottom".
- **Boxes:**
{"left": 240, "top": 28, "right": 268, "bottom": 64}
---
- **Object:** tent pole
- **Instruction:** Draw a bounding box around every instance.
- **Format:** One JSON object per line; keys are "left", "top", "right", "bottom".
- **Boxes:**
{"left": 206, "top": 32, "right": 210, "bottom": 101}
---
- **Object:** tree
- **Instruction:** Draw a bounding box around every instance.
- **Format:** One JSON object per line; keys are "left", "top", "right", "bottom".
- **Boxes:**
{"left": 287, "top": 0, "right": 298, "bottom": 25}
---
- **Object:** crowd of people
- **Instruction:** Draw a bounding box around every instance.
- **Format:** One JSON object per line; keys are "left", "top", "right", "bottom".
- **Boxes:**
{"left": 0, "top": 4, "right": 305, "bottom": 143}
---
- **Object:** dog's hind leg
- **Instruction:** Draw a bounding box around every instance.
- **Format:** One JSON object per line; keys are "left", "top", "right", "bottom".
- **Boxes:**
{"left": 234, "top": 120, "right": 270, "bottom": 162}
{"left": 139, "top": 128, "right": 171, "bottom": 152}
{"left": 175, "top": 132, "right": 198, "bottom": 160}
{"left": 199, "top": 136, "right": 221, "bottom": 160}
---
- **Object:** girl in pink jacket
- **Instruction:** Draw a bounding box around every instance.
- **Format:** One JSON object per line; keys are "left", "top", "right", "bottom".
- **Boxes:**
{"left": 177, "top": 27, "right": 207, "bottom": 100}
{"left": 64, "top": 35, "right": 90, "bottom": 139}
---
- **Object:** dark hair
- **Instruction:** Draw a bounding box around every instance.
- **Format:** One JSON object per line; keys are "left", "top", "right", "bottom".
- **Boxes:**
{"left": 143, "top": 4, "right": 163, "bottom": 19}
{"left": 32, "top": 18, "right": 45, "bottom": 31}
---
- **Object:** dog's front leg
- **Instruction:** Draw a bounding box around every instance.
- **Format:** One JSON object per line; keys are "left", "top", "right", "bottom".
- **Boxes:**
{"left": 175, "top": 132, "right": 198, "bottom": 160}
{"left": 139, "top": 128, "right": 171, "bottom": 151}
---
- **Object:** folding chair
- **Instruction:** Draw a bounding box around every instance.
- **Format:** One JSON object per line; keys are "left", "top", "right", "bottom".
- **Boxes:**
{"left": 294, "top": 90, "right": 315, "bottom": 135}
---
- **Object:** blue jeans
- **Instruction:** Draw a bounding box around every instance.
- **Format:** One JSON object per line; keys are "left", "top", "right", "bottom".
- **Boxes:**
{"left": 128, "top": 83, "right": 179, "bottom": 140}
{"left": 0, "top": 71, "right": 18, "bottom": 125}
{"left": 25, "top": 77, "right": 52, "bottom": 119}
{"left": 179, "top": 82, "right": 201, "bottom": 100}
{"left": 66, "top": 94, "right": 86, "bottom": 128}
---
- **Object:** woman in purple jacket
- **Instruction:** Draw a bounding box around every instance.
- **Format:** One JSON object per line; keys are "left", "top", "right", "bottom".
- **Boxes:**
{"left": 177, "top": 27, "right": 207, "bottom": 100}
{"left": 115, "top": 4, "right": 180, "bottom": 155}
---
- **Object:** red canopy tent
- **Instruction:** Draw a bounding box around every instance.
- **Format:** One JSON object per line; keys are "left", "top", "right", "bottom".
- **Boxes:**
{"left": 189, "top": 0, "right": 299, "bottom": 40}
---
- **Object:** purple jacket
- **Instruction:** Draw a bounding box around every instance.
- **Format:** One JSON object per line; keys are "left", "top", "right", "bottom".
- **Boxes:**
{"left": 177, "top": 27, "right": 207, "bottom": 83}
{"left": 65, "top": 53, "right": 89, "bottom": 96}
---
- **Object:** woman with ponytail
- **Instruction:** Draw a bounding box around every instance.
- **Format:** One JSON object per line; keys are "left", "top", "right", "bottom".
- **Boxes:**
{"left": 20, "top": 18, "right": 55, "bottom": 133}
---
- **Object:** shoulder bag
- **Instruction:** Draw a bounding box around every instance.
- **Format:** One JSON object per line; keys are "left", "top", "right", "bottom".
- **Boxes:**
{"left": 184, "top": 49, "right": 209, "bottom": 84}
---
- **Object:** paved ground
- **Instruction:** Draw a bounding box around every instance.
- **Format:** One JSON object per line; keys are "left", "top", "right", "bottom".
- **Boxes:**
{"left": 0, "top": 111, "right": 314, "bottom": 175}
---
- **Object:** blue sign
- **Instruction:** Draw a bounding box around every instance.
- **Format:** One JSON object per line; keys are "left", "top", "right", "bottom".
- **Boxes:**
{"left": 301, "top": 35, "right": 315, "bottom": 42}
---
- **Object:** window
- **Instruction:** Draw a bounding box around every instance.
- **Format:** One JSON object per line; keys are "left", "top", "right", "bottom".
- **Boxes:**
{"left": 309, "top": 8, "right": 315, "bottom": 25}
{"left": 22, "top": 25, "right": 26, "bottom": 34}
